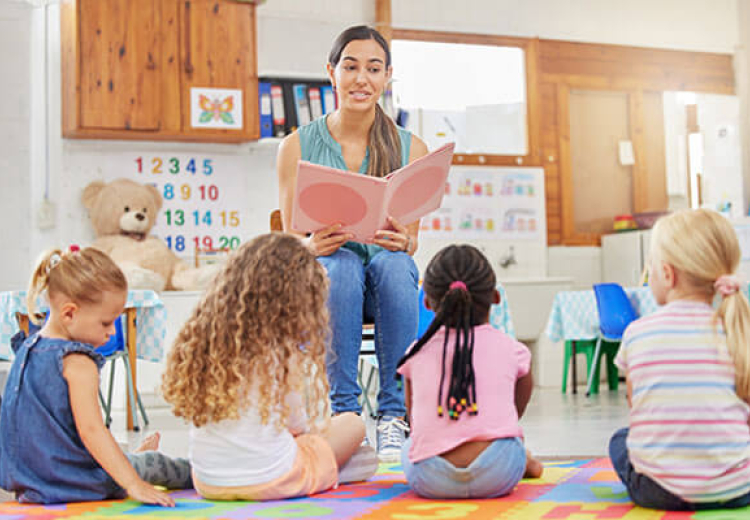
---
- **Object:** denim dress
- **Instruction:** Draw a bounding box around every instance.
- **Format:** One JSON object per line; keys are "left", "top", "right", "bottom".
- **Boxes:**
{"left": 0, "top": 332, "right": 124, "bottom": 503}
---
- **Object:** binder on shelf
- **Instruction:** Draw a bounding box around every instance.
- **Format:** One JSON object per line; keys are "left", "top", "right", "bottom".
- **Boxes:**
{"left": 292, "top": 84, "right": 312, "bottom": 128}
{"left": 258, "top": 82, "right": 273, "bottom": 138}
{"left": 320, "top": 85, "right": 335, "bottom": 115}
{"left": 282, "top": 83, "right": 298, "bottom": 134}
{"left": 270, "top": 84, "right": 286, "bottom": 137}
{"left": 308, "top": 86, "right": 323, "bottom": 120}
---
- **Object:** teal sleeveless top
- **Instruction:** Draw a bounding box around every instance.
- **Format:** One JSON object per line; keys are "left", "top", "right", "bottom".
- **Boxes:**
{"left": 298, "top": 115, "right": 412, "bottom": 264}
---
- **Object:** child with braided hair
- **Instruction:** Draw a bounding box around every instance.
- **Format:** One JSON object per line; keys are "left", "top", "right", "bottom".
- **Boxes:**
{"left": 396, "top": 244, "right": 542, "bottom": 499}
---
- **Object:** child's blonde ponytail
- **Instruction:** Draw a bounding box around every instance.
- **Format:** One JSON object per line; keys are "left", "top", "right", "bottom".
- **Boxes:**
{"left": 27, "top": 249, "right": 64, "bottom": 324}
{"left": 718, "top": 290, "right": 750, "bottom": 401}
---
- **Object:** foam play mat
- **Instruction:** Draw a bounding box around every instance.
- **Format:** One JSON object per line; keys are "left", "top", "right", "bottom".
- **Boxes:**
{"left": 1, "top": 459, "right": 748, "bottom": 519}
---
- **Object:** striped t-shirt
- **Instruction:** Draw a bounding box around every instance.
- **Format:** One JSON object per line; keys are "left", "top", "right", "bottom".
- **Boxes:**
{"left": 615, "top": 300, "right": 750, "bottom": 503}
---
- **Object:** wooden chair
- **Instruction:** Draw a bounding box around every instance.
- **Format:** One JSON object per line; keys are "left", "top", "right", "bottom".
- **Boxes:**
{"left": 269, "top": 209, "right": 378, "bottom": 416}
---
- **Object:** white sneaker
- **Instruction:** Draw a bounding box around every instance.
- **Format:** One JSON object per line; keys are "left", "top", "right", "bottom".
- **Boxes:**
{"left": 338, "top": 444, "right": 378, "bottom": 483}
{"left": 376, "top": 416, "right": 409, "bottom": 463}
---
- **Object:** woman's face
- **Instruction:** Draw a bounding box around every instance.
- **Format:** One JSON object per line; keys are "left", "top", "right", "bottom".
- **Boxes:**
{"left": 328, "top": 38, "right": 392, "bottom": 113}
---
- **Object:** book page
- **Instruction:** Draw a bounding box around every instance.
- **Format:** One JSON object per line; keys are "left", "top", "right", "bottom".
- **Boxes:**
{"left": 292, "top": 162, "right": 387, "bottom": 241}
{"left": 383, "top": 143, "right": 455, "bottom": 226}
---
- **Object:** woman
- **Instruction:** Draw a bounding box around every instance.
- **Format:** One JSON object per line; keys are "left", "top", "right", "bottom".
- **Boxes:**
{"left": 277, "top": 25, "right": 428, "bottom": 462}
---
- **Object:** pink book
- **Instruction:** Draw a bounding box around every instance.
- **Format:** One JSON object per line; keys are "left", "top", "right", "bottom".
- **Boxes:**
{"left": 292, "top": 143, "right": 455, "bottom": 242}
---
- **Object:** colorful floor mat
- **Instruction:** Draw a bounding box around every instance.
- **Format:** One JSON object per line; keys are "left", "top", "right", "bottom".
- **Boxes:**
{"left": 1, "top": 459, "right": 749, "bottom": 519}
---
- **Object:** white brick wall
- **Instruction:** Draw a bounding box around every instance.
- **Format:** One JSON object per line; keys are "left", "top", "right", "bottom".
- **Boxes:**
{"left": 0, "top": 2, "right": 32, "bottom": 291}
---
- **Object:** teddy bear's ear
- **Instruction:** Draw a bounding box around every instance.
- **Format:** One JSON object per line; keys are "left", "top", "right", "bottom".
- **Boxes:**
{"left": 146, "top": 183, "right": 163, "bottom": 211}
{"left": 82, "top": 181, "right": 106, "bottom": 210}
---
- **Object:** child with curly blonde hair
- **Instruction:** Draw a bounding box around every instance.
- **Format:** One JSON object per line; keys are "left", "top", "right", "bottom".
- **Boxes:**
{"left": 162, "top": 233, "right": 376, "bottom": 501}
{"left": 0, "top": 247, "right": 191, "bottom": 505}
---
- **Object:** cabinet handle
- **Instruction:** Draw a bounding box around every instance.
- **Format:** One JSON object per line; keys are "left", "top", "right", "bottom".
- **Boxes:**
{"left": 184, "top": 1, "right": 194, "bottom": 77}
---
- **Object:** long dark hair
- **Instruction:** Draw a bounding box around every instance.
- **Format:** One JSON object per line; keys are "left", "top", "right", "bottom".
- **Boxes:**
{"left": 397, "top": 245, "right": 496, "bottom": 420}
{"left": 328, "top": 25, "right": 402, "bottom": 178}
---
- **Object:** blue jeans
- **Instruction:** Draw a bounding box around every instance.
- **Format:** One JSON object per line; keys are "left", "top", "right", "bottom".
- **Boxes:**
{"left": 609, "top": 428, "right": 750, "bottom": 511}
{"left": 400, "top": 437, "right": 527, "bottom": 499}
{"left": 318, "top": 248, "right": 418, "bottom": 417}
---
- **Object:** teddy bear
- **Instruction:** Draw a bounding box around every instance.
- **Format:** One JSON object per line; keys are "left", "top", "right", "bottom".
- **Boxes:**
{"left": 82, "top": 178, "right": 221, "bottom": 291}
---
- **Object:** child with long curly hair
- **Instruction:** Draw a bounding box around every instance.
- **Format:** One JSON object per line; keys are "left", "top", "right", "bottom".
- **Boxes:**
{"left": 162, "top": 233, "right": 377, "bottom": 501}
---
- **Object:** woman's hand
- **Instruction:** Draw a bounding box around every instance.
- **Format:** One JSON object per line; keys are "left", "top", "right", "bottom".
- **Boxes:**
{"left": 373, "top": 216, "right": 413, "bottom": 254}
{"left": 308, "top": 223, "right": 353, "bottom": 257}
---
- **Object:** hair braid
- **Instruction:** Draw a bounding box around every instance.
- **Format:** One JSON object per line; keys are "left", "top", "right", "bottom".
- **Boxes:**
{"left": 397, "top": 245, "right": 495, "bottom": 419}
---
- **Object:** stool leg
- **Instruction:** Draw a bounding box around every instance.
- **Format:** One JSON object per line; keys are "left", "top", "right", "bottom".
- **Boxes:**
{"left": 571, "top": 341, "right": 578, "bottom": 395}
{"left": 136, "top": 390, "right": 149, "bottom": 426}
{"left": 606, "top": 344, "right": 620, "bottom": 391}
{"left": 357, "top": 357, "right": 375, "bottom": 419}
{"left": 122, "top": 355, "right": 140, "bottom": 432}
{"left": 105, "top": 358, "right": 116, "bottom": 428}
{"left": 586, "top": 337, "right": 603, "bottom": 397}
{"left": 562, "top": 341, "right": 572, "bottom": 394}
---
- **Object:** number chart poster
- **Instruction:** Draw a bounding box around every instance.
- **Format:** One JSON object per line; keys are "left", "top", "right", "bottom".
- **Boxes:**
{"left": 419, "top": 166, "right": 545, "bottom": 241}
{"left": 87, "top": 153, "right": 247, "bottom": 257}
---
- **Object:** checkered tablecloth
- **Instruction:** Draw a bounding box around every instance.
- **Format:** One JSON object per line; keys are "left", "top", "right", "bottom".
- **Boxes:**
{"left": 489, "top": 284, "right": 516, "bottom": 338}
{"left": 0, "top": 290, "right": 166, "bottom": 362}
{"left": 545, "top": 287, "right": 657, "bottom": 342}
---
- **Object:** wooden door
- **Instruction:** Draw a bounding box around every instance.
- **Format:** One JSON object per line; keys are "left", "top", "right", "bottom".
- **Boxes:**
{"left": 76, "top": 0, "right": 176, "bottom": 132}
{"left": 569, "top": 90, "right": 633, "bottom": 236}
{"left": 179, "top": 0, "right": 259, "bottom": 140}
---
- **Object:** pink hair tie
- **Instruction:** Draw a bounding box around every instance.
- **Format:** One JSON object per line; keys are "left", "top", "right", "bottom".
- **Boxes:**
{"left": 449, "top": 281, "right": 467, "bottom": 291}
{"left": 714, "top": 274, "right": 742, "bottom": 297}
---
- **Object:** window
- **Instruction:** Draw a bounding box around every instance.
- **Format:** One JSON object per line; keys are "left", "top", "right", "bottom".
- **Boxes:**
{"left": 391, "top": 39, "right": 528, "bottom": 156}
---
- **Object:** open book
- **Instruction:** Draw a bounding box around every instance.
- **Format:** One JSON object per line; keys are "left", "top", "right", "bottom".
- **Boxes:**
{"left": 292, "top": 143, "right": 455, "bottom": 242}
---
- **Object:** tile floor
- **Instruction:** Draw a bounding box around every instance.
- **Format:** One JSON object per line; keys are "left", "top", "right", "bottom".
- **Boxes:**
{"left": 111, "top": 386, "right": 630, "bottom": 461}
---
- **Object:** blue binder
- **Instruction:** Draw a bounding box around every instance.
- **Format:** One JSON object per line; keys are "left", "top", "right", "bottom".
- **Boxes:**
{"left": 258, "top": 81, "right": 273, "bottom": 138}
{"left": 320, "top": 85, "right": 335, "bottom": 115}
{"left": 292, "top": 84, "right": 311, "bottom": 127}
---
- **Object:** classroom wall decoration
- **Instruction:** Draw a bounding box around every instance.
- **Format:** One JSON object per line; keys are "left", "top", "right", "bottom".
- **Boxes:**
{"left": 134, "top": 154, "right": 245, "bottom": 254}
{"left": 71, "top": 152, "right": 250, "bottom": 258}
{"left": 419, "top": 166, "right": 545, "bottom": 240}
{"left": 190, "top": 87, "right": 244, "bottom": 130}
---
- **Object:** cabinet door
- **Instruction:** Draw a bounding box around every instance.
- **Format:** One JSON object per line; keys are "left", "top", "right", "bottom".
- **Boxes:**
{"left": 76, "top": 0, "right": 176, "bottom": 131}
{"left": 179, "top": 0, "right": 259, "bottom": 140}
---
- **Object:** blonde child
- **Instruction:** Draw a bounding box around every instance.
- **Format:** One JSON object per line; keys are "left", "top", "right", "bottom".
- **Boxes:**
{"left": 0, "top": 247, "right": 191, "bottom": 505}
{"left": 396, "top": 244, "right": 543, "bottom": 499}
{"left": 611, "top": 209, "right": 750, "bottom": 510}
{"left": 161, "top": 233, "right": 376, "bottom": 501}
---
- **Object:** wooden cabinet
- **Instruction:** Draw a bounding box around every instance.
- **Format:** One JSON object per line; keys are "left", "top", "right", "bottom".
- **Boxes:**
{"left": 61, "top": 0, "right": 259, "bottom": 142}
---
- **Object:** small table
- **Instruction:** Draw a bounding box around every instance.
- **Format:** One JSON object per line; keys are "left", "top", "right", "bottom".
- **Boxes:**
{"left": 489, "top": 284, "right": 516, "bottom": 338}
{"left": 0, "top": 290, "right": 166, "bottom": 430}
{"left": 544, "top": 287, "right": 658, "bottom": 394}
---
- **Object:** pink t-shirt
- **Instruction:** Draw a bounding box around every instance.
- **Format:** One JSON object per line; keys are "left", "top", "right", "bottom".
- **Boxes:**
{"left": 397, "top": 324, "right": 531, "bottom": 463}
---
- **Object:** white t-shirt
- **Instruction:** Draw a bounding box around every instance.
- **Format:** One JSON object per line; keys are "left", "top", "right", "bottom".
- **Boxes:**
{"left": 189, "top": 391, "right": 309, "bottom": 487}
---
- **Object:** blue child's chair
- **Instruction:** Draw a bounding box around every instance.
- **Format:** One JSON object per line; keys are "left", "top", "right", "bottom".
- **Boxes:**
{"left": 417, "top": 286, "right": 434, "bottom": 338}
{"left": 97, "top": 316, "right": 149, "bottom": 431}
{"left": 585, "top": 283, "right": 639, "bottom": 397}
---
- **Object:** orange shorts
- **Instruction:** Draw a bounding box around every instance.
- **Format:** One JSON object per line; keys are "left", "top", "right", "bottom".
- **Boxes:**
{"left": 193, "top": 434, "right": 338, "bottom": 501}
